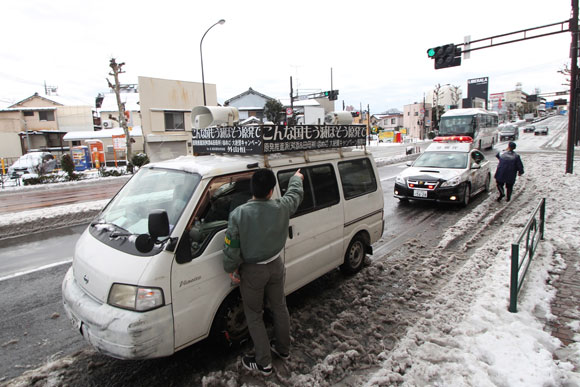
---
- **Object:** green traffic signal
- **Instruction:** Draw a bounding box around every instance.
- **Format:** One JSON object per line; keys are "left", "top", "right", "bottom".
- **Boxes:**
{"left": 427, "top": 48, "right": 436, "bottom": 57}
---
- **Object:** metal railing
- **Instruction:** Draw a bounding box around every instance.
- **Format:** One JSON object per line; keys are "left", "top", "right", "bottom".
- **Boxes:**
{"left": 509, "top": 198, "right": 546, "bottom": 313}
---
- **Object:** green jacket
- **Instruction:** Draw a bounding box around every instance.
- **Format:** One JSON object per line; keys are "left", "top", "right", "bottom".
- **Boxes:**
{"left": 222, "top": 175, "right": 304, "bottom": 273}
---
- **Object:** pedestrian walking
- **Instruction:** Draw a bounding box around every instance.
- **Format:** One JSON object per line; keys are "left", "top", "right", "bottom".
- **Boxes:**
{"left": 223, "top": 168, "right": 304, "bottom": 376}
{"left": 495, "top": 141, "right": 524, "bottom": 202}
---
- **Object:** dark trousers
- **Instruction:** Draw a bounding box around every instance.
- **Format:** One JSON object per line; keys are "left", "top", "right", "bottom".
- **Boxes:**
{"left": 239, "top": 257, "right": 290, "bottom": 367}
{"left": 496, "top": 181, "right": 514, "bottom": 200}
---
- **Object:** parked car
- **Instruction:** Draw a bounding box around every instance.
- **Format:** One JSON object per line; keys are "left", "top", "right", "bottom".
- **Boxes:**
{"left": 499, "top": 124, "right": 519, "bottom": 141}
{"left": 393, "top": 141, "right": 491, "bottom": 207}
{"left": 7, "top": 152, "right": 56, "bottom": 176}
{"left": 523, "top": 125, "right": 535, "bottom": 133}
{"left": 534, "top": 126, "right": 549, "bottom": 136}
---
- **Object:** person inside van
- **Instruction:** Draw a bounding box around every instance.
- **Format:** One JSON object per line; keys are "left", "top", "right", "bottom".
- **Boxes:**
{"left": 222, "top": 168, "right": 304, "bottom": 376}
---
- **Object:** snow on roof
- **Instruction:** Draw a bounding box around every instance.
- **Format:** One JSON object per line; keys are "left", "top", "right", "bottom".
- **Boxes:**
{"left": 279, "top": 99, "right": 321, "bottom": 107}
{"left": 10, "top": 93, "right": 92, "bottom": 107}
{"left": 0, "top": 107, "right": 57, "bottom": 112}
{"left": 441, "top": 108, "right": 498, "bottom": 117}
{"left": 62, "top": 126, "right": 142, "bottom": 141}
{"left": 237, "top": 106, "right": 265, "bottom": 111}
{"left": 99, "top": 93, "right": 140, "bottom": 112}
{"left": 38, "top": 94, "right": 92, "bottom": 106}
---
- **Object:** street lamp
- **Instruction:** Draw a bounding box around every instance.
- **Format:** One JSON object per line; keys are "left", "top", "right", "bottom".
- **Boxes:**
{"left": 200, "top": 19, "right": 225, "bottom": 106}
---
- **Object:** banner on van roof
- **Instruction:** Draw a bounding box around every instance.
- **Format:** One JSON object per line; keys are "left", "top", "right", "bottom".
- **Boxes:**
{"left": 191, "top": 125, "right": 367, "bottom": 154}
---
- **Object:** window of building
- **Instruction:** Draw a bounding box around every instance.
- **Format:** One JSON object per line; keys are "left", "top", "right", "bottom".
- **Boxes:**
{"left": 391, "top": 118, "right": 396, "bottom": 124}
{"left": 164, "top": 111, "right": 185, "bottom": 131}
{"left": 38, "top": 111, "right": 55, "bottom": 121}
{"left": 338, "top": 158, "right": 378, "bottom": 200}
{"left": 414, "top": 112, "right": 419, "bottom": 116}
{"left": 23, "top": 111, "right": 34, "bottom": 117}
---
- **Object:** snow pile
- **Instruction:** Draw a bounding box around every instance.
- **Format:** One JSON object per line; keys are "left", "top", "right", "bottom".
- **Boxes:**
{"left": 366, "top": 152, "right": 580, "bottom": 386}
{"left": 0, "top": 199, "right": 108, "bottom": 239}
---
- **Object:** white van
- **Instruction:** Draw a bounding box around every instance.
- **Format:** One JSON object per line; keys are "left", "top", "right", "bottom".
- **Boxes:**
{"left": 62, "top": 132, "right": 384, "bottom": 360}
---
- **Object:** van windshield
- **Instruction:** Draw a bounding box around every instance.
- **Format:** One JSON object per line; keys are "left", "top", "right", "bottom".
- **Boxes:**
{"left": 97, "top": 168, "right": 201, "bottom": 235}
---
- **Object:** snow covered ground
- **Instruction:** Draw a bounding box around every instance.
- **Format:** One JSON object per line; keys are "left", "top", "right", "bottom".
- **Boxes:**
{"left": 4, "top": 118, "right": 580, "bottom": 386}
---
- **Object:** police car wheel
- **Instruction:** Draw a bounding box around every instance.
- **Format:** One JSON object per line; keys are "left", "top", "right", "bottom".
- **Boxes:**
{"left": 340, "top": 235, "right": 366, "bottom": 275}
{"left": 484, "top": 175, "right": 491, "bottom": 192}
{"left": 461, "top": 185, "right": 471, "bottom": 207}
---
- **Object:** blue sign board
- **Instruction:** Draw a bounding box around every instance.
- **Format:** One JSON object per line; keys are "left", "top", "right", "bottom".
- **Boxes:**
{"left": 545, "top": 101, "right": 555, "bottom": 109}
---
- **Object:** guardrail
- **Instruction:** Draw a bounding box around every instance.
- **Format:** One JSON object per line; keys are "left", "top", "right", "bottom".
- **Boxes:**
{"left": 509, "top": 198, "right": 546, "bottom": 313}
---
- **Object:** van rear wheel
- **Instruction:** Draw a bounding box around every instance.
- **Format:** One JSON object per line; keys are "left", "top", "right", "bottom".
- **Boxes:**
{"left": 340, "top": 235, "right": 366, "bottom": 275}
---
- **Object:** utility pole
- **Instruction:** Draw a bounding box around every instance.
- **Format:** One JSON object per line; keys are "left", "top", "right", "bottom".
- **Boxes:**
{"left": 367, "top": 104, "right": 371, "bottom": 145}
{"left": 566, "top": 0, "right": 578, "bottom": 173}
{"left": 107, "top": 58, "right": 133, "bottom": 170}
{"left": 289, "top": 76, "right": 294, "bottom": 125}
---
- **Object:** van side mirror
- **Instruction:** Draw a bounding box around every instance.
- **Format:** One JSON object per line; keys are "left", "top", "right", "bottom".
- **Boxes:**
{"left": 149, "top": 210, "right": 170, "bottom": 239}
{"left": 135, "top": 210, "right": 170, "bottom": 253}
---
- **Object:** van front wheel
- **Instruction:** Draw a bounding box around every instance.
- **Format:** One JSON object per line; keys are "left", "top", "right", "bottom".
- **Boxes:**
{"left": 340, "top": 235, "right": 367, "bottom": 275}
{"left": 210, "top": 291, "right": 248, "bottom": 348}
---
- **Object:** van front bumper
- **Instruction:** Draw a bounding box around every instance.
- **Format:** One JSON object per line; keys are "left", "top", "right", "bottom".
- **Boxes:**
{"left": 61, "top": 267, "right": 174, "bottom": 360}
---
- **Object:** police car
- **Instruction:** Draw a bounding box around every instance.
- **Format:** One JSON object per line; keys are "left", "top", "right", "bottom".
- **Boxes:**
{"left": 393, "top": 137, "right": 491, "bottom": 206}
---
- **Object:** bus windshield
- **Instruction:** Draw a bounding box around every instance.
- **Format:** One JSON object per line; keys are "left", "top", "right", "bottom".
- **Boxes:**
{"left": 439, "top": 116, "right": 475, "bottom": 136}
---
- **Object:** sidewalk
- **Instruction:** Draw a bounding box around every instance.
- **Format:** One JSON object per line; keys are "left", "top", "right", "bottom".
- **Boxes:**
{"left": 547, "top": 247, "right": 580, "bottom": 354}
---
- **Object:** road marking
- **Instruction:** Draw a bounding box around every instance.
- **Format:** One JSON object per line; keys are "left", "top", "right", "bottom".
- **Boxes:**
{"left": 380, "top": 175, "right": 399, "bottom": 182}
{"left": 0, "top": 258, "right": 72, "bottom": 282}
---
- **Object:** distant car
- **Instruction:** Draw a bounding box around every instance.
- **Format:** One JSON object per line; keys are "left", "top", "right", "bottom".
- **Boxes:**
{"left": 534, "top": 126, "right": 549, "bottom": 136}
{"left": 393, "top": 141, "right": 491, "bottom": 207}
{"left": 7, "top": 152, "right": 56, "bottom": 176}
{"left": 523, "top": 125, "right": 535, "bottom": 133}
{"left": 499, "top": 124, "right": 519, "bottom": 141}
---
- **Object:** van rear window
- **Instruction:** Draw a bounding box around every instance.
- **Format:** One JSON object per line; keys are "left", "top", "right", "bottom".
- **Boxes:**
{"left": 338, "top": 158, "right": 377, "bottom": 199}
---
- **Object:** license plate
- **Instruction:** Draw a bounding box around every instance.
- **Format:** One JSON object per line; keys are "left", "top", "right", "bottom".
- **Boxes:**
{"left": 413, "top": 190, "right": 428, "bottom": 198}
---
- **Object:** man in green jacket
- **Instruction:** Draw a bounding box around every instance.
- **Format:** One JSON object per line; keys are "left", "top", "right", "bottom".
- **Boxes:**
{"left": 223, "top": 168, "right": 304, "bottom": 376}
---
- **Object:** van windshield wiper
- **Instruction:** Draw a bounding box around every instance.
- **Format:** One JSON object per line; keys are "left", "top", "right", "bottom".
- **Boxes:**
{"left": 91, "top": 220, "right": 133, "bottom": 237}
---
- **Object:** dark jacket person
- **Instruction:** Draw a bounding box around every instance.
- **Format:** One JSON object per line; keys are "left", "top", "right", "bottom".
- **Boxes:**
{"left": 494, "top": 141, "right": 524, "bottom": 202}
{"left": 223, "top": 168, "right": 304, "bottom": 376}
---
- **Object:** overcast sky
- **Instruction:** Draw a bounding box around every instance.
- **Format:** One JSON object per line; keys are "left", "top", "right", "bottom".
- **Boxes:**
{"left": 0, "top": 0, "right": 573, "bottom": 113}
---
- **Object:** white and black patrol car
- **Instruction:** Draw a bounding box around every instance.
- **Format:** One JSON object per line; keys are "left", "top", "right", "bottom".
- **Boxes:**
{"left": 393, "top": 137, "right": 491, "bottom": 206}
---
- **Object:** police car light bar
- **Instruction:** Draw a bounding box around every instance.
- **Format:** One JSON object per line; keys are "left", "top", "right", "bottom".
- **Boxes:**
{"left": 433, "top": 136, "right": 474, "bottom": 143}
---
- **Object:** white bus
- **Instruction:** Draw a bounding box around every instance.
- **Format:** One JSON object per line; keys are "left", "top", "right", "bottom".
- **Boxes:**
{"left": 437, "top": 108, "right": 498, "bottom": 150}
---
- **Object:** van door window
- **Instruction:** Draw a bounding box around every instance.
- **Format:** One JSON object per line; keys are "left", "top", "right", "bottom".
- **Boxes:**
{"left": 277, "top": 164, "right": 339, "bottom": 217}
{"left": 338, "top": 158, "right": 378, "bottom": 199}
{"left": 176, "top": 173, "right": 253, "bottom": 263}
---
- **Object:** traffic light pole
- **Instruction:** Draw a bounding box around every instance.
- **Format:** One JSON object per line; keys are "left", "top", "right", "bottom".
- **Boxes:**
{"left": 566, "top": 0, "right": 578, "bottom": 174}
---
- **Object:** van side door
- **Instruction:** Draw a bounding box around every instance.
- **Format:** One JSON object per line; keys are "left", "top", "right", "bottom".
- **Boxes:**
{"left": 171, "top": 172, "right": 253, "bottom": 349}
{"left": 277, "top": 164, "right": 343, "bottom": 294}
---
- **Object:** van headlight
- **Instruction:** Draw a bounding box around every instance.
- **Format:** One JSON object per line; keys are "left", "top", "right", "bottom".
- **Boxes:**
{"left": 395, "top": 176, "right": 406, "bottom": 185}
{"left": 108, "top": 283, "right": 165, "bottom": 312}
{"left": 440, "top": 176, "right": 462, "bottom": 187}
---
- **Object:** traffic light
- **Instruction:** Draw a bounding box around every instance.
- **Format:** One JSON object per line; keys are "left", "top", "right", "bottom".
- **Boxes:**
{"left": 324, "top": 90, "right": 339, "bottom": 100}
{"left": 526, "top": 94, "right": 538, "bottom": 102}
{"left": 427, "top": 44, "right": 462, "bottom": 69}
{"left": 351, "top": 111, "right": 360, "bottom": 117}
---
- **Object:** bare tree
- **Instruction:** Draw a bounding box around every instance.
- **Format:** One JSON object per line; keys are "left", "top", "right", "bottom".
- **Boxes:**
{"left": 106, "top": 58, "right": 133, "bottom": 170}
{"left": 558, "top": 64, "right": 571, "bottom": 87}
{"left": 450, "top": 85, "right": 461, "bottom": 106}
{"left": 432, "top": 84, "right": 442, "bottom": 129}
